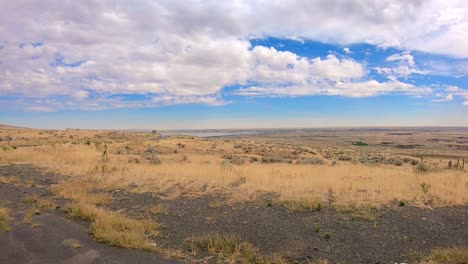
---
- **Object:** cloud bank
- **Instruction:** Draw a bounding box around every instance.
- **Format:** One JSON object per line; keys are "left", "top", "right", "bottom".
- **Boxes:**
{"left": 0, "top": 0, "right": 467, "bottom": 110}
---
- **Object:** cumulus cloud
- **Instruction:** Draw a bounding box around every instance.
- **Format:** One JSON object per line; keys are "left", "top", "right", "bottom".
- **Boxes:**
{"left": 0, "top": 0, "right": 466, "bottom": 111}
{"left": 375, "top": 52, "right": 427, "bottom": 80}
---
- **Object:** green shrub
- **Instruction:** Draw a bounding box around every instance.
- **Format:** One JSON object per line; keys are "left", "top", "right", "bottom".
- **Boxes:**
{"left": 352, "top": 141, "right": 368, "bottom": 146}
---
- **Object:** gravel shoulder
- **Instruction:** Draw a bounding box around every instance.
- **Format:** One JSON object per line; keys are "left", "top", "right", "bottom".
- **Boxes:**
{"left": 0, "top": 164, "right": 181, "bottom": 264}
{"left": 1, "top": 164, "right": 467, "bottom": 264}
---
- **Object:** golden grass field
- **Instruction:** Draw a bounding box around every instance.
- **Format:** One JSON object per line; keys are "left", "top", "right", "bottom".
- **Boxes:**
{"left": 1, "top": 128, "right": 467, "bottom": 209}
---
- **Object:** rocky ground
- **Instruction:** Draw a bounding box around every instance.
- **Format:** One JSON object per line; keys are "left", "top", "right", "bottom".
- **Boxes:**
{"left": 1, "top": 164, "right": 467, "bottom": 264}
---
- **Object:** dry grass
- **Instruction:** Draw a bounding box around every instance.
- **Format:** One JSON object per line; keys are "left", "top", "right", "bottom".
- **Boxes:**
{"left": 0, "top": 207, "right": 12, "bottom": 232}
{"left": 148, "top": 204, "right": 168, "bottom": 215}
{"left": 23, "top": 195, "right": 57, "bottom": 211}
{"left": 65, "top": 203, "right": 159, "bottom": 251}
{"left": 50, "top": 180, "right": 112, "bottom": 205}
{"left": 36, "top": 198, "right": 57, "bottom": 211}
{"left": 0, "top": 176, "right": 21, "bottom": 185}
{"left": 1, "top": 135, "right": 467, "bottom": 208}
{"left": 335, "top": 205, "right": 378, "bottom": 222}
{"left": 420, "top": 247, "right": 468, "bottom": 264}
{"left": 23, "top": 206, "right": 41, "bottom": 226}
{"left": 191, "top": 233, "right": 287, "bottom": 264}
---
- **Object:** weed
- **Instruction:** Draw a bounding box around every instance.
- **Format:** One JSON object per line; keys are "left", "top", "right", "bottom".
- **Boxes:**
{"left": 0, "top": 208, "right": 12, "bottom": 232}
{"left": 324, "top": 232, "right": 333, "bottom": 239}
{"left": 420, "top": 182, "right": 431, "bottom": 195}
{"left": 314, "top": 224, "right": 321, "bottom": 233}
{"left": 191, "top": 233, "right": 286, "bottom": 264}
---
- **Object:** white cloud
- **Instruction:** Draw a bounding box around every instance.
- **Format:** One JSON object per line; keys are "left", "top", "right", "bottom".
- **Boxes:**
{"left": 387, "top": 53, "right": 415, "bottom": 66}
{"left": 235, "top": 80, "right": 431, "bottom": 98}
{"left": 0, "top": 0, "right": 466, "bottom": 110}
{"left": 250, "top": 47, "right": 365, "bottom": 84}
{"left": 376, "top": 52, "right": 427, "bottom": 80}
{"left": 464, "top": 101, "right": 468, "bottom": 106}
{"left": 432, "top": 93, "right": 454, "bottom": 102}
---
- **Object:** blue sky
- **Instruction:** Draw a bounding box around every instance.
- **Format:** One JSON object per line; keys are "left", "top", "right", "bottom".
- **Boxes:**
{"left": 0, "top": 1, "right": 467, "bottom": 129}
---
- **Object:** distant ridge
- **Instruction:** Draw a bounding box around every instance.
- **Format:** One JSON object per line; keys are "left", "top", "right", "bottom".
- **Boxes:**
{"left": 0, "top": 123, "right": 29, "bottom": 130}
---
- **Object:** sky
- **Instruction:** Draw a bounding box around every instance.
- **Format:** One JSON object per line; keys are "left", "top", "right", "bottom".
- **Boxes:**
{"left": 0, "top": 0, "right": 467, "bottom": 129}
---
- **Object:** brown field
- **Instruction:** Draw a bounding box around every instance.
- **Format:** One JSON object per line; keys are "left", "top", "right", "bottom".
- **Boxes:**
{"left": 0, "top": 126, "right": 467, "bottom": 263}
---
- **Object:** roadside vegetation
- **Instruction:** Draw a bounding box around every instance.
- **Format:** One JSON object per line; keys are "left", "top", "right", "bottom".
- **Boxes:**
{"left": 0, "top": 207, "right": 12, "bottom": 232}
{"left": 190, "top": 233, "right": 287, "bottom": 264}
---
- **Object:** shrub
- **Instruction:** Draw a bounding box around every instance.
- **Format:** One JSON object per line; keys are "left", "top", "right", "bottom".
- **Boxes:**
{"left": 231, "top": 157, "right": 245, "bottom": 165}
{"left": 249, "top": 156, "right": 259, "bottom": 163}
{"left": 338, "top": 155, "right": 352, "bottom": 161}
{"left": 145, "top": 155, "right": 161, "bottom": 165}
{"left": 128, "top": 157, "right": 140, "bottom": 164}
{"left": 145, "top": 146, "right": 158, "bottom": 154}
{"left": 388, "top": 157, "right": 403, "bottom": 166}
{"left": 415, "top": 163, "right": 430, "bottom": 173}
{"left": 359, "top": 155, "right": 386, "bottom": 165}
{"left": 261, "top": 156, "right": 292, "bottom": 164}
{"left": 222, "top": 153, "right": 233, "bottom": 159}
{"left": 298, "top": 157, "right": 324, "bottom": 165}
{"left": 352, "top": 141, "right": 368, "bottom": 146}
{"left": 314, "top": 224, "right": 321, "bottom": 233}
